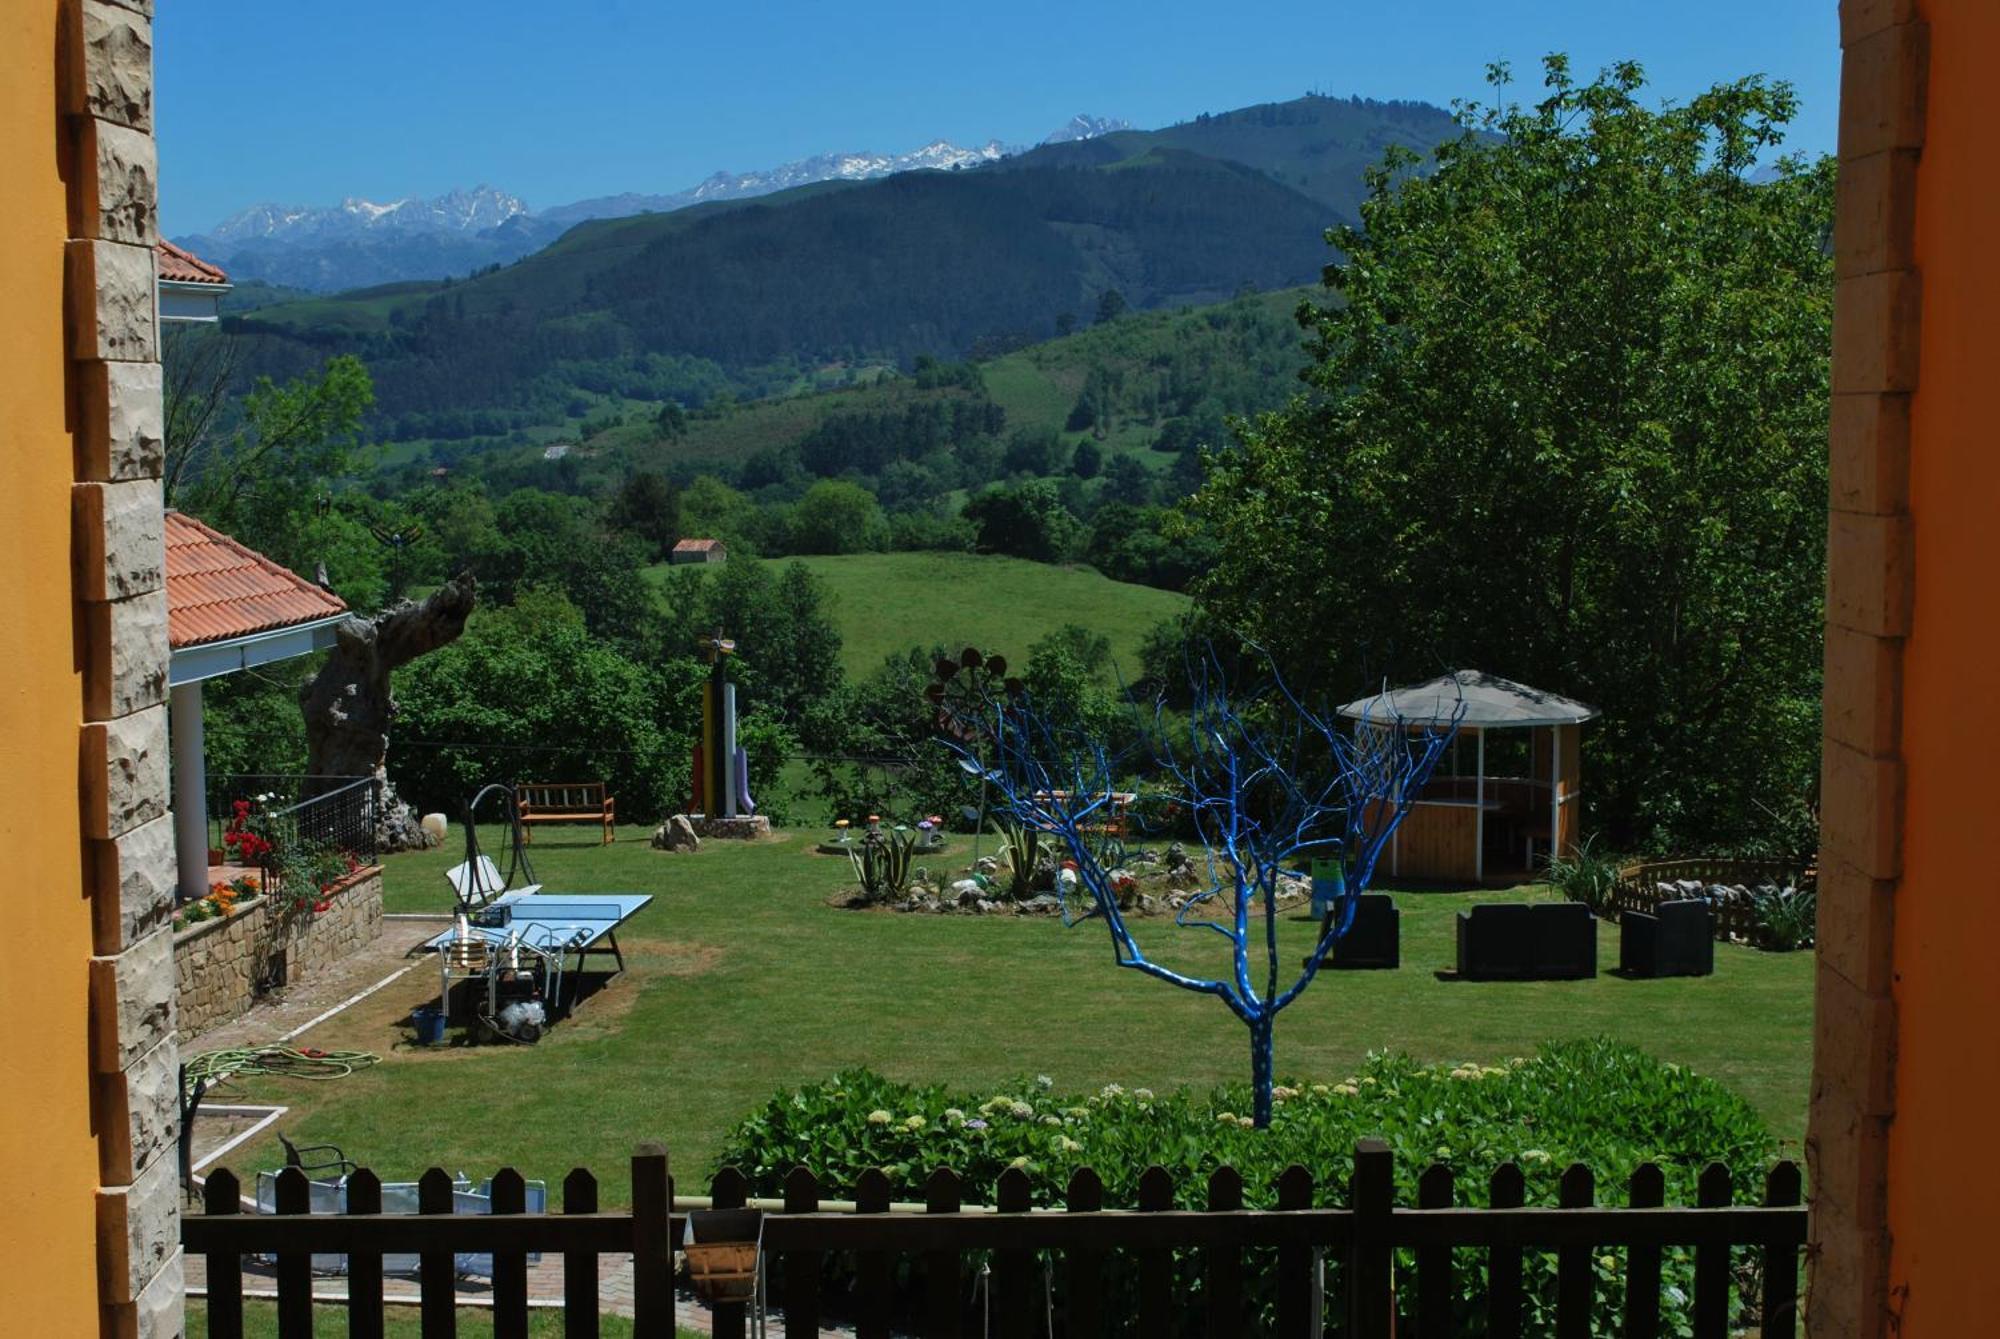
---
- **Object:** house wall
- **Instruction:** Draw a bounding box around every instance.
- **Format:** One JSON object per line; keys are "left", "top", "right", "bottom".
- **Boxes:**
{"left": 1884, "top": 0, "right": 2000, "bottom": 1327}
{"left": 0, "top": 2, "right": 181, "bottom": 1333}
{"left": 0, "top": 3, "right": 106, "bottom": 1330}
{"left": 1813, "top": 1, "right": 2000, "bottom": 1333}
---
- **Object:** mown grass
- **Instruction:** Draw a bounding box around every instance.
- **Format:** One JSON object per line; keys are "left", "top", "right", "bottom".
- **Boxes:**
{"left": 643, "top": 551, "right": 1188, "bottom": 681}
{"left": 194, "top": 826, "right": 1813, "bottom": 1207}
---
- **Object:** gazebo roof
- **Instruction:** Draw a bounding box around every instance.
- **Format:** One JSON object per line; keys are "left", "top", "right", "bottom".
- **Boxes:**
{"left": 1338, "top": 670, "right": 1599, "bottom": 729}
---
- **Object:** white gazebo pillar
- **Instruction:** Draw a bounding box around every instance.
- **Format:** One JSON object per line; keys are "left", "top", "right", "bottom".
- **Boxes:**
{"left": 170, "top": 679, "right": 209, "bottom": 902}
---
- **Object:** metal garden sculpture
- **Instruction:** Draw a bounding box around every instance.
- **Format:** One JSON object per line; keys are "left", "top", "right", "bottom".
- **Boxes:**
{"left": 928, "top": 644, "right": 1461, "bottom": 1128}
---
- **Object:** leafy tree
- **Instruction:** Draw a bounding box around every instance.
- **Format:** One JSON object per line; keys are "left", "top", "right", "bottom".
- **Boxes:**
{"left": 1002, "top": 427, "right": 1067, "bottom": 477}
{"left": 171, "top": 354, "right": 375, "bottom": 575}
{"left": 1096, "top": 288, "right": 1129, "bottom": 324}
{"left": 608, "top": 471, "right": 681, "bottom": 560}
{"left": 1071, "top": 439, "right": 1103, "bottom": 479}
{"left": 961, "top": 481, "right": 1081, "bottom": 561}
{"left": 656, "top": 400, "right": 689, "bottom": 440}
{"left": 1188, "top": 58, "right": 1835, "bottom": 851}
{"left": 1103, "top": 454, "right": 1156, "bottom": 508}
{"left": 390, "top": 591, "right": 681, "bottom": 815}
{"left": 790, "top": 480, "right": 883, "bottom": 555}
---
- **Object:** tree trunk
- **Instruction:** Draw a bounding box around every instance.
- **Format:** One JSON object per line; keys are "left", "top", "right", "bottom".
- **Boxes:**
{"left": 300, "top": 574, "right": 476, "bottom": 843}
{"left": 1250, "top": 1012, "right": 1275, "bottom": 1129}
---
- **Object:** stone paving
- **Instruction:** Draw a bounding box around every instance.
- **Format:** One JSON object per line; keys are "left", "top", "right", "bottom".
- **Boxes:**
{"left": 184, "top": 1249, "right": 859, "bottom": 1334}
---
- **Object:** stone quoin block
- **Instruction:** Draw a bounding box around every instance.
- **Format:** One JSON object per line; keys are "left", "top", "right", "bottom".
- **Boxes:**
{"left": 103, "top": 1245, "right": 182, "bottom": 1339}
{"left": 1828, "top": 392, "right": 1911, "bottom": 517}
{"left": 80, "top": 704, "right": 167, "bottom": 840}
{"left": 1822, "top": 624, "right": 1903, "bottom": 760}
{"left": 1831, "top": 269, "right": 1922, "bottom": 396}
{"left": 67, "top": 238, "right": 157, "bottom": 364}
{"left": 85, "top": 588, "right": 169, "bottom": 720}
{"left": 97, "top": 1034, "right": 178, "bottom": 1187}
{"left": 1816, "top": 853, "right": 1899, "bottom": 998}
{"left": 73, "top": 117, "right": 157, "bottom": 245}
{"left": 90, "top": 927, "right": 175, "bottom": 1075}
{"left": 80, "top": 360, "right": 165, "bottom": 482}
{"left": 1806, "top": 1096, "right": 1892, "bottom": 1236}
{"left": 75, "top": 479, "right": 165, "bottom": 604}
{"left": 1820, "top": 739, "right": 1904, "bottom": 881}
{"left": 1805, "top": 1218, "right": 1893, "bottom": 1338}
{"left": 1841, "top": 0, "right": 1919, "bottom": 48}
{"left": 91, "top": 811, "right": 175, "bottom": 956}
{"left": 1837, "top": 19, "right": 1928, "bottom": 160}
{"left": 1833, "top": 149, "right": 1918, "bottom": 281}
{"left": 64, "top": 1, "right": 154, "bottom": 130}
{"left": 95, "top": 1154, "right": 177, "bottom": 1306}
{"left": 1825, "top": 509, "right": 1914, "bottom": 640}
{"left": 1812, "top": 958, "right": 1898, "bottom": 1119}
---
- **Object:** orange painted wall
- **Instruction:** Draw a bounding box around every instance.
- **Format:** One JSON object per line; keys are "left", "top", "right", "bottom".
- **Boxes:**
{"left": 0, "top": 1, "right": 104, "bottom": 1329}
{"left": 1884, "top": 0, "right": 2000, "bottom": 1328}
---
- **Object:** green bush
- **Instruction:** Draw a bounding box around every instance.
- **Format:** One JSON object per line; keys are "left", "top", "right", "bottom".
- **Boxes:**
{"left": 715, "top": 1040, "right": 1780, "bottom": 1333}
{"left": 1545, "top": 834, "right": 1623, "bottom": 913}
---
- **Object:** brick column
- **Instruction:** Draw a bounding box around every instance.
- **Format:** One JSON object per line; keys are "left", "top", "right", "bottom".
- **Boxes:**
{"left": 62, "top": 2, "right": 183, "bottom": 1335}
{"left": 1807, "top": 3, "right": 1927, "bottom": 1336}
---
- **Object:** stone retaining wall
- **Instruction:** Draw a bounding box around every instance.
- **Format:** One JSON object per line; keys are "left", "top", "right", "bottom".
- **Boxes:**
{"left": 174, "top": 867, "right": 384, "bottom": 1038}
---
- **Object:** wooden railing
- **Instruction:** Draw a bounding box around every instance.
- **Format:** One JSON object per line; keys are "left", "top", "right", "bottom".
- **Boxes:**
{"left": 185, "top": 1140, "right": 1805, "bottom": 1338}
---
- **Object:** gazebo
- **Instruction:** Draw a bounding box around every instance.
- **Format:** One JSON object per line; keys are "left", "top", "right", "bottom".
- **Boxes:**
{"left": 1339, "top": 670, "right": 1599, "bottom": 884}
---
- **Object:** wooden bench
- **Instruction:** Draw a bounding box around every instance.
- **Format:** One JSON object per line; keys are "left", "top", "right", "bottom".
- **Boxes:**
{"left": 515, "top": 782, "right": 616, "bottom": 844}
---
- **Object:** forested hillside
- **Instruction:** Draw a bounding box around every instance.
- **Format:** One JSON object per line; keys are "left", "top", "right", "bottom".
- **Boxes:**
{"left": 216, "top": 96, "right": 1461, "bottom": 450}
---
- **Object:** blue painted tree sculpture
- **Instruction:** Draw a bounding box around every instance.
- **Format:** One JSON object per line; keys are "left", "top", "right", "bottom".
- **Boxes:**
{"left": 929, "top": 644, "right": 1461, "bottom": 1128}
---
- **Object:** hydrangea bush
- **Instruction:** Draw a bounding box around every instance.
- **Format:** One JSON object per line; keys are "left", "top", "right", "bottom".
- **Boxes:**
{"left": 715, "top": 1039, "right": 1782, "bottom": 1333}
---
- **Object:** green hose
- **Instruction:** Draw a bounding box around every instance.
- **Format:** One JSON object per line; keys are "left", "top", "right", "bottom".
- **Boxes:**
{"left": 183, "top": 1044, "right": 382, "bottom": 1093}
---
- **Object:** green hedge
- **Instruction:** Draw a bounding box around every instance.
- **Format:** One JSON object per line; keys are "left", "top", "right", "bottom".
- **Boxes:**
{"left": 716, "top": 1040, "right": 1781, "bottom": 1333}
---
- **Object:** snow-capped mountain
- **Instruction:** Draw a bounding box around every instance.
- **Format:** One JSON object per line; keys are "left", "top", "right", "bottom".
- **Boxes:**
{"left": 177, "top": 124, "right": 1118, "bottom": 291}
{"left": 200, "top": 186, "right": 529, "bottom": 247}
{"left": 1042, "top": 113, "right": 1130, "bottom": 144}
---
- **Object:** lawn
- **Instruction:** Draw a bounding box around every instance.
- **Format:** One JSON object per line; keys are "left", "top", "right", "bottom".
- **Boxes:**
{"left": 641, "top": 551, "right": 1189, "bottom": 681}
{"left": 192, "top": 826, "right": 1814, "bottom": 1209}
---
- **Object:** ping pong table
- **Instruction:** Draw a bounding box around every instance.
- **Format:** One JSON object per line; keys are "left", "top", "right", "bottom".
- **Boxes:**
{"left": 424, "top": 891, "right": 652, "bottom": 1020}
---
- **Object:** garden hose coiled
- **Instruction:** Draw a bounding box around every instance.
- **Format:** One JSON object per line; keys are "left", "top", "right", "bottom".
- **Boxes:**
{"left": 183, "top": 1044, "right": 382, "bottom": 1093}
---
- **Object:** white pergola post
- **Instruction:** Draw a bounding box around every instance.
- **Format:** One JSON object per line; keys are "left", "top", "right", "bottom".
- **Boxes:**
{"left": 1549, "top": 724, "right": 1563, "bottom": 864}
{"left": 1474, "top": 727, "right": 1486, "bottom": 883}
{"left": 170, "top": 679, "right": 209, "bottom": 902}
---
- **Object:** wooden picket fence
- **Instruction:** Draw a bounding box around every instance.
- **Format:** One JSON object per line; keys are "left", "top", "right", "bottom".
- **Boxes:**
{"left": 183, "top": 1140, "right": 1806, "bottom": 1338}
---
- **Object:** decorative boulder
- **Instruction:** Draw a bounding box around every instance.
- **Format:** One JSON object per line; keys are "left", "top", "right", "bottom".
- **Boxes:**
{"left": 651, "top": 814, "right": 701, "bottom": 853}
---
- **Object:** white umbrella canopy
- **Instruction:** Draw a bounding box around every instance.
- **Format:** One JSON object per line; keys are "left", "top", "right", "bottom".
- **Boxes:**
{"left": 1338, "top": 670, "right": 1599, "bottom": 730}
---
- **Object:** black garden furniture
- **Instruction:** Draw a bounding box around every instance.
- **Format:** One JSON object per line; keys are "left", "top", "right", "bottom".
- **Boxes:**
{"left": 1311, "top": 893, "right": 1401, "bottom": 970}
{"left": 1619, "top": 898, "right": 1715, "bottom": 977}
{"left": 1455, "top": 901, "right": 1598, "bottom": 980}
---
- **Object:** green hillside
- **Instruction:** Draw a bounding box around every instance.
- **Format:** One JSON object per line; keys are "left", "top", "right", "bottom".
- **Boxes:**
{"left": 222, "top": 96, "right": 1459, "bottom": 445}
{"left": 645, "top": 552, "right": 1189, "bottom": 680}
{"left": 447, "top": 285, "right": 1313, "bottom": 496}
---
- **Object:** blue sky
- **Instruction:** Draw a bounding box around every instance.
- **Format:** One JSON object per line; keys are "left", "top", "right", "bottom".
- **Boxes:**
{"left": 156, "top": 1, "right": 1839, "bottom": 237}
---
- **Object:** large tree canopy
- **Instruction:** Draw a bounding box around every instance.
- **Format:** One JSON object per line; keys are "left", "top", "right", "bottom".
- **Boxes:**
{"left": 1188, "top": 59, "right": 1834, "bottom": 852}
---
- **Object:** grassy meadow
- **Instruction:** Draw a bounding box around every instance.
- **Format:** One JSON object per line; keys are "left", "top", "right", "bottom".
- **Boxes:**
{"left": 191, "top": 826, "right": 1813, "bottom": 1207}
{"left": 645, "top": 551, "right": 1189, "bottom": 680}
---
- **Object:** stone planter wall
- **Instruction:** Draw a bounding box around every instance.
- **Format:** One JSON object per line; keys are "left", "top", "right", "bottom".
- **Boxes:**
{"left": 173, "top": 866, "right": 384, "bottom": 1038}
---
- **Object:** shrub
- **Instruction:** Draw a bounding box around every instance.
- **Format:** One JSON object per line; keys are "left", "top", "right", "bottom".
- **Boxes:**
{"left": 1751, "top": 885, "right": 1817, "bottom": 951}
{"left": 715, "top": 1040, "right": 1778, "bottom": 1332}
{"left": 1545, "top": 834, "right": 1622, "bottom": 913}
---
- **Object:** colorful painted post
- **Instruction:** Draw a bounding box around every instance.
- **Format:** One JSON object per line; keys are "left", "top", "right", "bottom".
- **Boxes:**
{"left": 696, "top": 627, "right": 737, "bottom": 818}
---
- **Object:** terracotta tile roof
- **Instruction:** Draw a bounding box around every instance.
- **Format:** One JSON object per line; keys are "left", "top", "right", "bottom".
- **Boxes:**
{"left": 156, "top": 239, "right": 229, "bottom": 285}
{"left": 673, "top": 538, "right": 723, "bottom": 552}
{"left": 165, "top": 511, "right": 347, "bottom": 649}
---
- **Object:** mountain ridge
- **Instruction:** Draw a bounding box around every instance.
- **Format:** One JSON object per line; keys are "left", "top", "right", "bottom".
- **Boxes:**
{"left": 175, "top": 115, "right": 1131, "bottom": 291}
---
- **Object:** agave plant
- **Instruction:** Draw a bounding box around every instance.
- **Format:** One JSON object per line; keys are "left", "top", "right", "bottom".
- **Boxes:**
{"left": 997, "top": 817, "right": 1042, "bottom": 900}
{"left": 1543, "top": 833, "right": 1621, "bottom": 913}
{"left": 1751, "top": 885, "right": 1817, "bottom": 951}
{"left": 849, "top": 826, "right": 919, "bottom": 902}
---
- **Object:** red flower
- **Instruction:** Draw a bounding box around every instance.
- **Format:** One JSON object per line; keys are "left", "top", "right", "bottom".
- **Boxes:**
{"left": 314, "top": 898, "right": 331, "bottom": 914}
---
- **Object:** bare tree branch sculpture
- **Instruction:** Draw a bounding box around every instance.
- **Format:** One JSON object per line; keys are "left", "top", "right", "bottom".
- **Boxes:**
{"left": 930, "top": 643, "right": 1461, "bottom": 1127}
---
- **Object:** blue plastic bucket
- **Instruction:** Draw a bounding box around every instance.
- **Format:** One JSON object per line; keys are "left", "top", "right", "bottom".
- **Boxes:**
{"left": 411, "top": 1004, "right": 447, "bottom": 1045}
